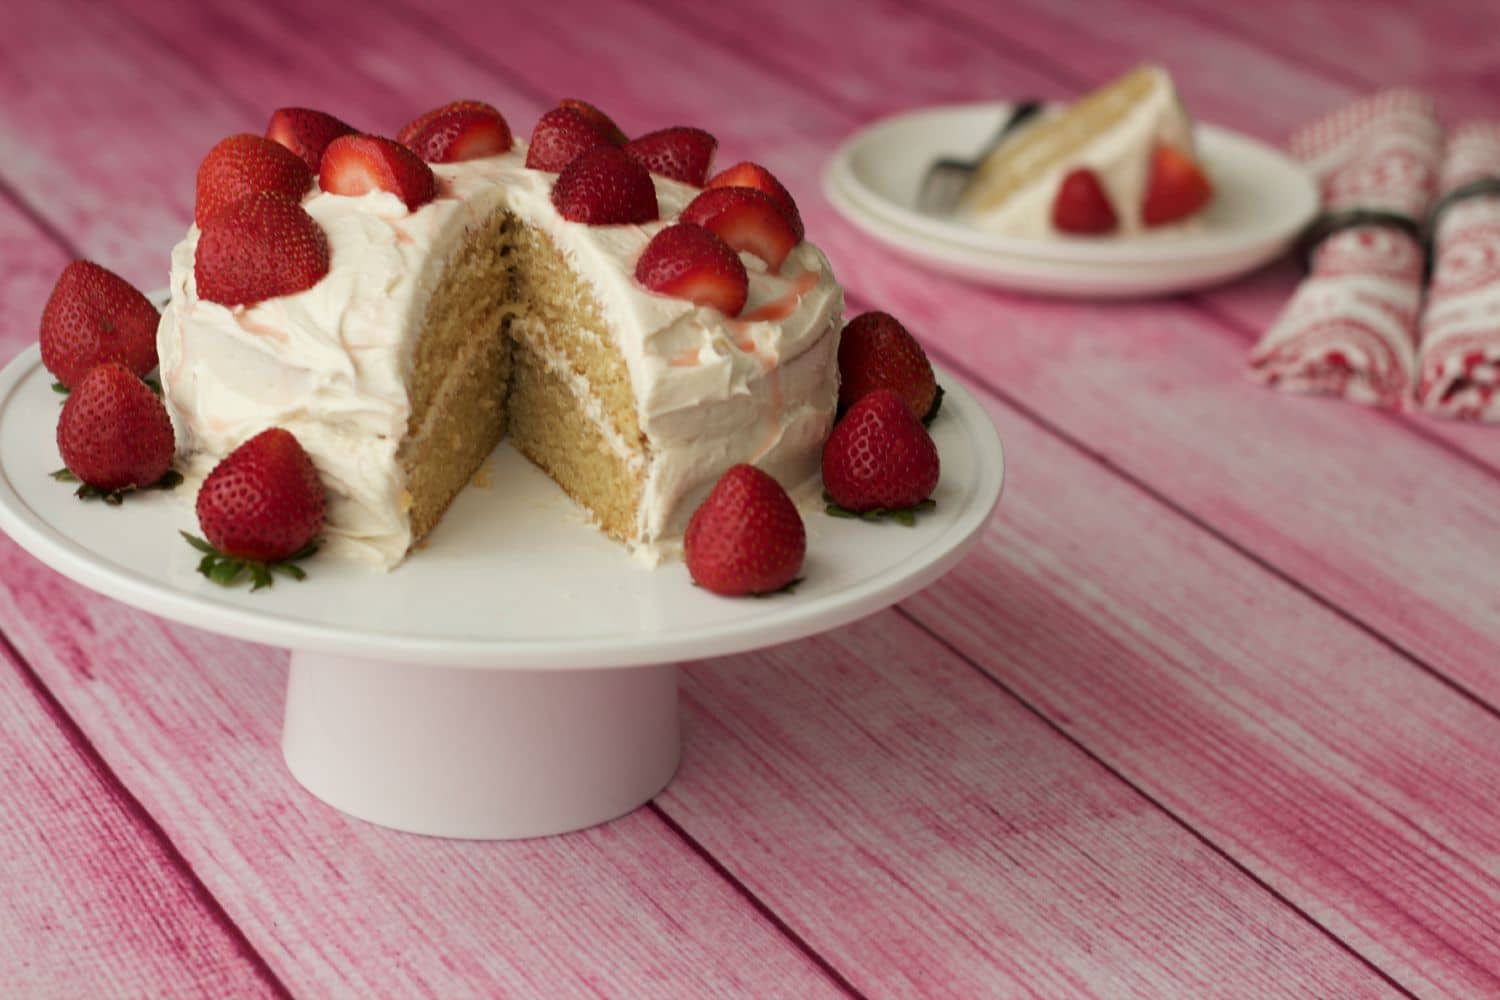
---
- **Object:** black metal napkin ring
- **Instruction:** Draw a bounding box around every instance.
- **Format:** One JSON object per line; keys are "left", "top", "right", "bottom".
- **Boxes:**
{"left": 1425, "top": 175, "right": 1500, "bottom": 236}
{"left": 1297, "top": 208, "right": 1423, "bottom": 270}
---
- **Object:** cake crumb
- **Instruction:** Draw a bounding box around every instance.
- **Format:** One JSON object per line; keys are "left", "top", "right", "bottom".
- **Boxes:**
{"left": 471, "top": 463, "right": 493, "bottom": 489}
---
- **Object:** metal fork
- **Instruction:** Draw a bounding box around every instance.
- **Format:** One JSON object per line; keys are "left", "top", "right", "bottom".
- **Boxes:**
{"left": 915, "top": 100, "right": 1043, "bottom": 216}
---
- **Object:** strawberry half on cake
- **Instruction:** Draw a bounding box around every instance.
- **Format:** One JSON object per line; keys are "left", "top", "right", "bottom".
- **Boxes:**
{"left": 157, "top": 100, "right": 843, "bottom": 569}
{"left": 957, "top": 65, "right": 1213, "bottom": 237}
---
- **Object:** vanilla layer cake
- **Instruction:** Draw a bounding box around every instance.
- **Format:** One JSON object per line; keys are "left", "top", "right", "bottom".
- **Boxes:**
{"left": 957, "top": 65, "right": 1197, "bottom": 236}
{"left": 157, "top": 146, "right": 843, "bottom": 568}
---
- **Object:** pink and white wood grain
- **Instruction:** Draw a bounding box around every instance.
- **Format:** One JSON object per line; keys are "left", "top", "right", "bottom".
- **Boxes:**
{"left": 1, "top": 0, "right": 1499, "bottom": 996}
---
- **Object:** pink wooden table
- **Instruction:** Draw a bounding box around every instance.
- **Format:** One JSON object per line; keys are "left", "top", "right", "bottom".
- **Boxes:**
{"left": 3, "top": 0, "right": 1499, "bottom": 995}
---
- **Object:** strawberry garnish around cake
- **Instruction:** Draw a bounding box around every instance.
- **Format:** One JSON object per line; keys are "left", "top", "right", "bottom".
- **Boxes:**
{"left": 550, "top": 145, "right": 659, "bottom": 225}
{"left": 40, "top": 261, "right": 160, "bottom": 390}
{"left": 398, "top": 101, "right": 513, "bottom": 163}
{"left": 1142, "top": 144, "right": 1212, "bottom": 226}
{"left": 681, "top": 187, "right": 800, "bottom": 273}
{"left": 1051, "top": 168, "right": 1118, "bottom": 235}
{"left": 526, "top": 107, "right": 616, "bottom": 172}
{"left": 822, "top": 389, "right": 940, "bottom": 522}
{"left": 195, "top": 134, "right": 315, "bottom": 227}
{"left": 836, "top": 311, "right": 939, "bottom": 422}
{"left": 624, "top": 127, "right": 717, "bottom": 187}
{"left": 266, "top": 108, "right": 357, "bottom": 172}
{"left": 635, "top": 222, "right": 748, "bottom": 316}
{"left": 705, "top": 161, "right": 805, "bottom": 241}
{"left": 685, "top": 464, "right": 805, "bottom": 596}
{"left": 557, "top": 98, "right": 628, "bottom": 146}
{"left": 183, "top": 427, "right": 325, "bottom": 590}
{"left": 195, "top": 192, "right": 331, "bottom": 307}
{"left": 54, "top": 362, "right": 178, "bottom": 503}
{"left": 319, "top": 134, "right": 438, "bottom": 210}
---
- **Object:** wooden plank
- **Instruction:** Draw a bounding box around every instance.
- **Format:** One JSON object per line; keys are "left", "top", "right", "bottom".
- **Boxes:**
{"left": 14, "top": 0, "right": 1496, "bottom": 994}
{"left": 0, "top": 624, "right": 284, "bottom": 997}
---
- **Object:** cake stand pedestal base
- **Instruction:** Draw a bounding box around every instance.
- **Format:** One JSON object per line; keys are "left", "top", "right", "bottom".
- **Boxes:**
{"left": 281, "top": 651, "right": 681, "bottom": 839}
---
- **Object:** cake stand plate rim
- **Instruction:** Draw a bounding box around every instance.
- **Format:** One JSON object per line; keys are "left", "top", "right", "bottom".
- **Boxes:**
{"left": 0, "top": 346, "right": 1003, "bottom": 670}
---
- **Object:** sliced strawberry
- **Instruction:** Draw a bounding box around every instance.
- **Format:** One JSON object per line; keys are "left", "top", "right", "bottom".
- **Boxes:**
{"left": 836, "top": 311, "right": 937, "bottom": 420}
{"left": 685, "top": 464, "right": 805, "bottom": 596}
{"left": 634, "top": 222, "right": 748, "bottom": 316}
{"left": 402, "top": 107, "right": 513, "bottom": 162}
{"left": 822, "top": 389, "right": 940, "bottom": 513}
{"left": 40, "top": 261, "right": 160, "bottom": 388}
{"left": 550, "top": 145, "right": 659, "bottom": 225}
{"left": 705, "top": 161, "right": 804, "bottom": 240}
{"left": 525, "top": 107, "right": 615, "bottom": 172}
{"left": 557, "top": 98, "right": 628, "bottom": 146}
{"left": 56, "top": 362, "right": 175, "bottom": 494}
{"left": 1142, "top": 144, "right": 1213, "bottom": 226}
{"left": 624, "top": 126, "right": 717, "bottom": 186}
{"left": 189, "top": 427, "right": 325, "bottom": 588}
{"left": 680, "top": 187, "right": 799, "bottom": 272}
{"left": 319, "top": 134, "right": 437, "bottom": 210}
{"left": 265, "top": 108, "right": 356, "bottom": 172}
{"left": 195, "top": 134, "right": 313, "bottom": 227}
{"left": 1051, "top": 168, "right": 1118, "bottom": 234}
{"left": 396, "top": 100, "right": 501, "bottom": 147}
{"left": 195, "top": 192, "right": 330, "bottom": 307}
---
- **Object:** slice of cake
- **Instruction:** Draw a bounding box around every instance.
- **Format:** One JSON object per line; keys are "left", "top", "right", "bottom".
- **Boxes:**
{"left": 157, "top": 100, "right": 842, "bottom": 569}
{"left": 957, "top": 65, "right": 1213, "bottom": 237}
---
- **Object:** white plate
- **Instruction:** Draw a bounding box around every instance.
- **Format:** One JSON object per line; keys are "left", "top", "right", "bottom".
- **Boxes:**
{"left": 822, "top": 101, "right": 1318, "bottom": 298}
{"left": 0, "top": 347, "right": 1004, "bottom": 670}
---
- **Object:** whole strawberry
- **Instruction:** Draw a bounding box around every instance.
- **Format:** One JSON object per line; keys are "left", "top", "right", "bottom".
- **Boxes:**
{"left": 194, "top": 192, "right": 330, "bottom": 307}
{"left": 40, "top": 261, "right": 160, "bottom": 389}
{"left": 836, "top": 312, "right": 938, "bottom": 421}
{"left": 56, "top": 362, "right": 175, "bottom": 498}
{"left": 624, "top": 126, "right": 717, "bottom": 186}
{"left": 551, "top": 145, "right": 658, "bottom": 225}
{"left": 526, "top": 106, "right": 616, "bottom": 172}
{"left": 822, "top": 390, "right": 940, "bottom": 515}
{"left": 685, "top": 464, "right": 805, "bottom": 596}
{"left": 195, "top": 133, "right": 313, "bottom": 227}
{"left": 266, "top": 107, "right": 356, "bottom": 172}
{"left": 185, "top": 428, "right": 325, "bottom": 589}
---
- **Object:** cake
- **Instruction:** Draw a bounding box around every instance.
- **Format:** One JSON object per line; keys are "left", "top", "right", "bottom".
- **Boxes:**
{"left": 957, "top": 65, "right": 1212, "bottom": 237}
{"left": 157, "top": 102, "right": 843, "bottom": 569}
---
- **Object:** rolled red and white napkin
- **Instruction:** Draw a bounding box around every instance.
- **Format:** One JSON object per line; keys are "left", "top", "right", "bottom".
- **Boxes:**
{"left": 1250, "top": 90, "right": 1442, "bottom": 408}
{"left": 1415, "top": 123, "right": 1500, "bottom": 421}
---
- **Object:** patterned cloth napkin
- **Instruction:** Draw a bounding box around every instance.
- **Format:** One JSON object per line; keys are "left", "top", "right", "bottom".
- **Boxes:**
{"left": 1249, "top": 91, "right": 1442, "bottom": 408}
{"left": 1415, "top": 123, "right": 1500, "bottom": 421}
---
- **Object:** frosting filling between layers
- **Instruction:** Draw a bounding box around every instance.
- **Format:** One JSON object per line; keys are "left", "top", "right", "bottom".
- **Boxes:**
{"left": 157, "top": 144, "right": 842, "bottom": 568}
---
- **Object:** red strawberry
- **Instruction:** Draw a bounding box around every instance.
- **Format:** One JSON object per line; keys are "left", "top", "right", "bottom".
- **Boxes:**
{"left": 557, "top": 98, "right": 627, "bottom": 146}
{"left": 195, "top": 134, "right": 314, "bottom": 227}
{"left": 680, "top": 187, "right": 800, "bottom": 272}
{"left": 551, "top": 145, "right": 659, "bottom": 225}
{"left": 402, "top": 107, "right": 513, "bottom": 162}
{"left": 1051, "top": 168, "right": 1117, "bottom": 234}
{"left": 265, "top": 107, "right": 356, "bottom": 172}
{"left": 195, "top": 192, "right": 330, "bottom": 307}
{"left": 705, "top": 161, "right": 804, "bottom": 240}
{"left": 635, "top": 222, "right": 747, "bottom": 315}
{"left": 685, "top": 464, "right": 805, "bottom": 596}
{"left": 194, "top": 428, "right": 325, "bottom": 565}
{"left": 397, "top": 100, "right": 501, "bottom": 147}
{"left": 1142, "top": 144, "right": 1213, "bottom": 226}
{"left": 822, "top": 390, "right": 940, "bottom": 513}
{"left": 836, "top": 311, "right": 937, "bottom": 419}
{"left": 624, "top": 127, "right": 717, "bottom": 186}
{"left": 39, "top": 261, "right": 160, "bottom": 388}
{"left": 526, "top": 107, "right": 614, "bottom": 172}
{"left": 319, "top": 134, "right": 437, "bottom": 210}
{"left": 56, "top": 362, "right": 174, "bottom": 494}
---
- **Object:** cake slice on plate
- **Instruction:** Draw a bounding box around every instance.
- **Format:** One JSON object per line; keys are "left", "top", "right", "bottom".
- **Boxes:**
{"left": 957, "top": 65, "right": 1213, "bottom": 237}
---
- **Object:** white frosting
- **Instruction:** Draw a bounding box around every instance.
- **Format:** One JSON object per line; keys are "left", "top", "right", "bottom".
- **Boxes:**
{"left": 960, "top": 66, "right": 1198, "bottom": 238}
{"left": 157, "top": 145, "right": 842, "bottom": 569}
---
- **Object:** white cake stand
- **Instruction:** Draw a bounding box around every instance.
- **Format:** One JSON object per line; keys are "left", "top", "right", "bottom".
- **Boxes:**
{"left": 0, "top": 347, "right": 1004, "bottom": 839}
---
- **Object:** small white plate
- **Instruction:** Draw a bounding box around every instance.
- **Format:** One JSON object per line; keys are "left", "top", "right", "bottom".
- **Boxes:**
{"left": 823, "top": 102, "right": 1318, "bottom": 298}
